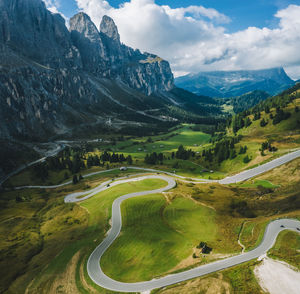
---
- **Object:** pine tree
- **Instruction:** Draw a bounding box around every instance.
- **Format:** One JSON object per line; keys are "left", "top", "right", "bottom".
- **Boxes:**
{"left": 127, "top": 155, "right": 133, "bottom": 165}
{"left": 72, "top": 175, "right": 78, "bottom": 184}
{"left": 260, "top": 118, "right": 267, "bottom": 127}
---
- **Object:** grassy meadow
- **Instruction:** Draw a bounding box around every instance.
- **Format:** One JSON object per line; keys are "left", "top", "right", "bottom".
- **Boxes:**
{"left": 268, "top": 230, "right": 300, "bottom": 269}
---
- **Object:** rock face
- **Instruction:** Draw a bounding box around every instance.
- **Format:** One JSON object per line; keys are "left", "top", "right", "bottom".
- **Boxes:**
{"left": 100, "top": 15, "right": 120, "bottom": 41}
{"left": 0, "top": 0, "right": 176, "bottom": 140}
{"left": 69, "top": 13, "right": 174, "bottom": 95}
{"left": 175, "top": 68, "right": 295, "bottom": 97}
{"left": 0, "top": 0, "right": 81, "bottom": 68}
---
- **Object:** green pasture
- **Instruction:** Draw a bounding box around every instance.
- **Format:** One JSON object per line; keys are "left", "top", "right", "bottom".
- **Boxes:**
{"left": 268, "top": 230, "right": 300, "bottom": 269}
{"left": 100, "top": 194, "right": 216, "bottom": 282}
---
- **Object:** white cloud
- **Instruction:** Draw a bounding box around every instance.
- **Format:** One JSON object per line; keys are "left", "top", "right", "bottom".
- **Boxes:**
{"left": 75, "top": 1, "right": 300, "bottom": 79}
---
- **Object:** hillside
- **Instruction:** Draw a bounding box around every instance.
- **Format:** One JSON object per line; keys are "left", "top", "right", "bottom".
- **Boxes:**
{"left": 222, "top": 90, "right": 270, "bottom": 114}
{"left": 175, "top": 68, "right": 294, "bottom": 98}
{"left": 215, "top": 83, "right": 300, "bottom": 174}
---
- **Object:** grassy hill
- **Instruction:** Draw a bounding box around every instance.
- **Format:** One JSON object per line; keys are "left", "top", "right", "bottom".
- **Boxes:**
{"left": 198, "top": 84, "right": 300, "bottom": 176}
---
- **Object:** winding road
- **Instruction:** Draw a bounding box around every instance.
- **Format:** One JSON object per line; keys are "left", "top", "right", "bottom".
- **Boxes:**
{"left": 10, "top": 149, "right": 300, "bottom": 292}
{"left": 13, "top": 149, "right": 300, "bottom": 190}
{"left": 88, "top": 218, "right": 299, "bottom": 293}
{"left": 64, "top": 175, "right": 300, "bottom": 293}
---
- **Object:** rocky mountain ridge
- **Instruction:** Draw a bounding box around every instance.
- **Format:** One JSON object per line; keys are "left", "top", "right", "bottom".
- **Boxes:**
{"left": 175, "top": 67, "right": 295, "bottom": 98}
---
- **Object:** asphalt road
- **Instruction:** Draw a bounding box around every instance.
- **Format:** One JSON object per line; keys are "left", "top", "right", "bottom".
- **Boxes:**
{"left": 219, "top": 149, "right": 300, "bottom": 184}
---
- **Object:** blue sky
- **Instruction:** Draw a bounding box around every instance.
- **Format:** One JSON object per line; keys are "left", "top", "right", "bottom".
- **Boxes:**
{"left": 58, "top": 0, "right": 300, "bottom": 32}
{"left": 46, "top": 0, "right": 300, "bottom": 79}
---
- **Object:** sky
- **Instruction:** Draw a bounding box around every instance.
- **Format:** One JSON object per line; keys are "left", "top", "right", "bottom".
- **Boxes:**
{"left": 44, "top": 0, "right": 300, "bottom": 79}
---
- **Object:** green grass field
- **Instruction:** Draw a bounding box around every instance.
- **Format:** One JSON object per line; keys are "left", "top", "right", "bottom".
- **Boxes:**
{"left": 268, "top": 230, "right": 300, "bottom": 269}
{"left": 240, "top": 220, "right": 269, "bottom": 251}
{"left": 101, "top": 194, "right": 216, "bottom": 282}
{"left": 238, "top": 179, "right": 280, "bottom": 189}
{"left": 108, "top": 125, "right": 211, "bottom": 156}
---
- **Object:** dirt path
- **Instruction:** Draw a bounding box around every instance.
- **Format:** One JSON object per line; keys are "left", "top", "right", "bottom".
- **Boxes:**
{"left": 237, "top": 221, "right": 249, "bottom": 253}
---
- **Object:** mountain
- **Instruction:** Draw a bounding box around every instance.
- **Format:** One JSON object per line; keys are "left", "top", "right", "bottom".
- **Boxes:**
{"left": 0, "top": 0, "right": 222, "bottom": 142}
{"left": 175, "top": 68, "right": 295, "bottom": 98}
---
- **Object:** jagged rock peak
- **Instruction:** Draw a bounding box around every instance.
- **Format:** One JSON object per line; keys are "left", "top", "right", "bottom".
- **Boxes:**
{"left": 69, "top": 12, "right": 100, "bottom": 38}
{"left": 100, "top": 15, "right": 120, "bottom": 41}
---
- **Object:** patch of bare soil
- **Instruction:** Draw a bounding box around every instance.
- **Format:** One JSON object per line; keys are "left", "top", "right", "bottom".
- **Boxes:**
{"left": 158, "top": 274, "right": 230, "bottom": 294}
{"left": 49, "top": 251, "right": 81, "bottom": 294}
{"left": 254, "top": 257, "right": 300, "bottom": 294}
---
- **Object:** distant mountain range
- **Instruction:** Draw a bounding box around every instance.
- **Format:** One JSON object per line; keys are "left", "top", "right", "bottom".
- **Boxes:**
{"left": 175, "top": 68, "right": 295, "bottom": 98}
{"left": 0, "top": 0, "right": 221, "bottom": 142}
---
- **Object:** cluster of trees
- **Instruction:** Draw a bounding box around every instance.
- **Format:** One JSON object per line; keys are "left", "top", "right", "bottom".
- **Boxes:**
{"left": 196, "top": 241, "right": 212, "bottom": 254}
{"left": 229, "top": 90, "right": 270, "bottom": 114}
{"left": 32, "top": 162, "right": 49, "bottom": 180}
{"left": 202, "top": 136, "right": 244, "bottom": 164}
{"left": 232, "top": 114, "right": 248, "bottom": 133}
{"left": 261, "top": 141, "right": 277, "bottom": 155}
{"left": 272, "top": 107, "right": 291, "bottom": 125}
{"left": 32, "top": 152, "right": 86, "bottom": 180}
{"left": 144, "top": 152, "right": 164, "bottom": 165}
{"left": 260, "top": 118, "right": 268, "bottom": 127}
{"left": 72, "top": 174, "right": 83, "bottom": 184}
{"left": 239, "top": 146, "right": 248, "bottom": 154}
{"left": 86, "top": 151, "right": 133, "bottom": 168}
{"left": 86, "top": 155, "right": 100, "bottom": 167}
{"left": 243, "top": 155, "right": 251, "bottom": 163}
{"left": 231, "top": 111, "right": 256, "bottom": 133}
{"left": 175, "top": 145, "right": 195, "bottom": 160}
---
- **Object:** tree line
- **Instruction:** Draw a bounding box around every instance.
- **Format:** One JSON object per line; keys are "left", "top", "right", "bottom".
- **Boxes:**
{"left": 32, "top": 147, "right": 133, "bottom": 181}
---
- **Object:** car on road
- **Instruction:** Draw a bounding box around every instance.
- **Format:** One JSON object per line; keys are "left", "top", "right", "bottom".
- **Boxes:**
{"left": 297, "top": 228, "right": 300, "bottom": 231}
{"left": 280, "top": 225, "right": 285, "bottom": 228}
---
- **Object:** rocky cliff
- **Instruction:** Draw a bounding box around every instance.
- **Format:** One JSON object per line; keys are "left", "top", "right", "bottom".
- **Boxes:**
{"left": 0, "top": 0, "right": 178, "bottom": 140}
{"left": 69, "top": 12, "right": 174, "bottom": 95}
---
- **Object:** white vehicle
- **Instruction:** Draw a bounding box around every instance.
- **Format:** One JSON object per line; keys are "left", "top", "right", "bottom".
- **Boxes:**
{"left": 120, "top": 167, "right": 127, "bottom": 171}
